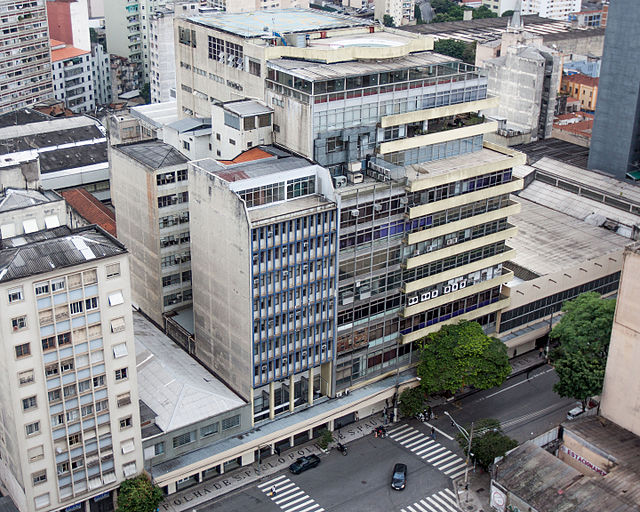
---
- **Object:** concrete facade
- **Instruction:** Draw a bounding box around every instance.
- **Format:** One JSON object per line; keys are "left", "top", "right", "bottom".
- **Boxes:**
{"left": 46, "top": 0, "right": 91, "bottom": 52}
{"left": 205, "top": 0, "right": 309, "bottom": 12}
{"left": 520, "top": 0, "right": 580, "bottom": 20}
{"left": 50, "top": 41, "right": 95, "bottom": 113}
{"left": 0, "top": 0, "right": 53, "bottom": 114}
{"left": 90, "top": 42, "right": 112, "bottom": 106}
{"left": 0, "top": 226, "right": 143, "bottom": 512}
{"left": 375, "top": 0, "right": 415, "bottom": 27}
{"left": 210, "top": 100, "right": 273, "bottom": 159}
{"left": 588, "top": 0, "right": 640, "bottom": 178}
{"left": 600, "top": 242, "right": 640, "bottom": 437}
{"left": 109, "top": 141, "right": 191, "bottom": 326}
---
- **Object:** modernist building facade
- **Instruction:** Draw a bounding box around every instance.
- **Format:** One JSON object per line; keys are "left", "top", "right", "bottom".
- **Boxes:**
{"left": 0, "top": 0, "right": 53, "bottom": 113}
{"left": 0, "top": 225, "right": 143, "bottom": 512}
{"left": 51, "top": 39, "right": 95, "bottom": 113}
{"left": 110, "top": 140, "right": 192, "bottom": 326}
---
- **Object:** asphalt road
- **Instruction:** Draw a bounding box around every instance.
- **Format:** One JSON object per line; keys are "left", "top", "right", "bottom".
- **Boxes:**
{"left": 199, "top": 364, "right": 573, "bottom": 512}
{"left": 432, "top": 363, "right": 576, "bottom": 443}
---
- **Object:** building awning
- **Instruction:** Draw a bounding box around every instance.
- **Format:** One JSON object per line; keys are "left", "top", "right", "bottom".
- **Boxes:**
{"left": 625, "top": 170, "right": 640, "bottom": 181}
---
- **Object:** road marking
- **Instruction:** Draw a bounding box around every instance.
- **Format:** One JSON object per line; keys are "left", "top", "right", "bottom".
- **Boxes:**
{"left": 499, "top": 401, "right": 571, "bottom": 429}
{"left": 393, "top": 429, "right": 419, "bottom": 442}
{"left": 428, "top": 450, "right": 453, "bottom": 463}
{"left": 260, "top": 477, "right": 323, "bottom": 512}
{"left": 423, "top": 422, "right": 454, "bottom": 441}
{"left": 400, "top": 490, "right": 462, "bottom": 512}
{"left": 477, "top": 368, "right": 555, "bottom": 401}
{"left": 388, "top": 425, "right": 412, "bottom": 435}
{"left": 400, "top": 433, "right": 425, "bottom": 445}
{"left": 296, "top": 505, "right": 320, "bottom": 512}
{"left": 432, "top": 493, "right": 458, "bottom": 512}
{"left": 275, "top": 490, "right": 304, "bottom": 505}
{"left": 258, "top": 474, "right": 287, "bottom": 488}
{"left": 424, "top": 447, "right": 447, "bottom": 461}
{"left": 439, "top": 457, "right": 464, "bottom": 470}
{"left": 433, "top": 454, "right": 459, "bottom": 467}
{"left": 425, "top": 497, "right": 448, "bottom": 512}
{"left": 447, "top": 468, "right": 468, "bottom": 479}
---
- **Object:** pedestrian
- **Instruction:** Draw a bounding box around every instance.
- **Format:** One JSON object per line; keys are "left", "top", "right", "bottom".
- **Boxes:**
{"left": 270, "top": 486, "right": 277, "bottom": 497}
{"left": 430, "top": 427, "right": 436, "bottom": 440}
{"left": 513, "top": 348, "right": 517, "bottom": 358}
{"left": 539, "top": 347, "right": 544, "bottom": 358}
{"left": 427, "top": 406, "right": 432, "bottom": 420}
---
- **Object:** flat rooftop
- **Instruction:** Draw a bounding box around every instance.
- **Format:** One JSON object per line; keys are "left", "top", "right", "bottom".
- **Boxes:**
{"left": 306, "top": 30, "right": 415, "bottom": 49}
{"left": 268, "top": 51, "right": 459, "bottom": 81}
{"left": 222, "top": 99, "right": 272, "bottom": 117}
{"left": 0, "top": 226, "right": 125, "bottom": 284}
{"left": 249, "top": 194, "right": 334, "bottom": 223}
{"left": 187, "top": 8, "right": 370, "bottom": 38}
{"left": 114, "top": 140, "right": 188, "bottom": 169}
{"left": 134, "top": 312, "right": 245, "bottom": 434}
{"left": 130, "top": 100, "right": 178, "bottom": 129}
{"left": 194, "top": 154, "right": 314, "bottom": 183}
{"left": 509, "top": 197, "right": 628, "bottom": 276}
{"left": 512, "top": 138, "right": 590, "bottom": 168}
{"left": 409, "top": 146, "right": 511, "bottom": 180}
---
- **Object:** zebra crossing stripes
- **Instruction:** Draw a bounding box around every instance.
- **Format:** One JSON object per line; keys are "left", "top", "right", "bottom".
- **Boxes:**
{"left": 258, "top": 475, "right": 324, "bottom": 512}
{"left": 387, "top": 425, "right": 468, "bottom": 479}
{"left": 400, "top": 488, "right": 461, "bottom": 512}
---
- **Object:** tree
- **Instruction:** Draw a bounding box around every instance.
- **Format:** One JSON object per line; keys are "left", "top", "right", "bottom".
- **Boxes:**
{"left": 317, "top": 428, "right": 333, "bottom": 450}
{"left": 414, "top": 4, "right": 423, "bottom": 24}
{"left": 417, "top": 321, "right": 511, "bottom": 396}
{"left": 399, "top": 386, "right": 426, "bottom": 418}
{"left": 501, "top": 9, "right": 515, "bottom": 17}
{"left": 139, "top": 82, "right": 151, "bottom": 104}
{"left": 383, "top": 14, "right": 395, "bottom": 27}
{"left": 455, "top": 419, "right": 517, "bottom": 470}
{"left": 117, "top": 474, "right": 164, "bottom": 512}
{"left": 472, "top": 5, "right": 498, "bottom": 19}
{"left": 549, "top": 292, "right": 616, "bottom": 409}
{"left": 433, "top": 39, "right": 476, "bottom": 64}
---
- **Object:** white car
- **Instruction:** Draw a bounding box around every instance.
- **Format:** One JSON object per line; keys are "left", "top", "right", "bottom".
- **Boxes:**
{"left": 566, "top": 403, "right": 585, "bottom": 420}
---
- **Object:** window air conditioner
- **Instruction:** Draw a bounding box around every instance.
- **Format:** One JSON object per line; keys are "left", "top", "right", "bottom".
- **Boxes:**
{"left": 350, "top": 209, "right": 359, "bottom": 217}
{"left": 408, "top": 296, "right": 419, "bottom": 306}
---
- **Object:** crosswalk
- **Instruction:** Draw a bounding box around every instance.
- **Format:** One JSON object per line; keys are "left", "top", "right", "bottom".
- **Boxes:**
{"left": 258, "top": 474, "right": 324, "bottom": 512}
{"left": 387, "top": 424, "right": 467, "bottom": 479}
{"left": 400, "top": 488, "right": 461, "bottom": 512}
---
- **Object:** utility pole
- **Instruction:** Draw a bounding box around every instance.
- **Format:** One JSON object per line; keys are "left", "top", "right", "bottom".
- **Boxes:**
{"left": 464, "top": 421, "right": 474, "bottom": 503}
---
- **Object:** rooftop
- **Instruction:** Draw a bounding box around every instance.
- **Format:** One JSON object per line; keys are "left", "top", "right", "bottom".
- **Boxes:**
{"left": 268, "top": 51, "right": 459, "bottom": 81}
{"left": 61, "top": 188, "right": 116, "bottom": 237}
{"left": 50, "top": 40, "right": 90, "bottom": 62}
{"left": 133, "top": 312, "right": 245, "bottom": 434}
{"left": 166, "top": 117, "right": 211, "bottom": 134}
{"left": 0, "top": 188, "right": 61, "bottom": 213}
{"left": 217, "top": 146, "right": 276, "bottom": 165}
{"left": 39, "top": 143, "right": 108, "bottom": 173}
{"left": 409, "top": 146, "right": 512, "bottom": 180}
{"left": 195, "top": 154, "right": 313, "bottom": 183}
{"left": 0, "top": 108, "right": 51, "bottom": 128}
{"left": 249, "top": 194, "right": 333, "bottom": 223}
{"left": 509, "top": 196, "right": 628, "bottom": 276}
{"left": 114, "top": 140, "right": 189, "bottom": 169}
{"left": 563, "top": 73, "right": 599, "bottom": 87}
{"left": 130, "top": 100, "right": 179, "bottom": 129}
{"left": 0, "top": 226, "right": 125, "bottom": 284}
{"left": 221, "top": 99, "right": 272, "bottom": 118}
{"left": 186, "top": 8, "right": 371, "bottom": 38}
{"left": 513, "top": 138, "right": 590, "bottom": 168}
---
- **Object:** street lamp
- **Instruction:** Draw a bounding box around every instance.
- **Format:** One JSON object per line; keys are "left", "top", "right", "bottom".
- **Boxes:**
{"left": 444, "top": 411, "right": 474, "bottom": 503}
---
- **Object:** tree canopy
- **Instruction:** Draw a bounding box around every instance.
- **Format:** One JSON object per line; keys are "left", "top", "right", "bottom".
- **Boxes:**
{"left": 433, "top": 39, "right": 477, "bottom": 64}
{"left": 383, "top": 14, "right": 395, "bottom": 27}
{"left": 430, "top": 0, "right": 496, "bottom": 22}
{"left": 117, "top": 474, "right": 164, "bottom": 512}
{"left": 501, "top": 9, "right": 515, "bottom": 17}
{"left": 455, "top": 419, "right": 517, "bottom": 470}
{"left": 399, "top": 386, "right": 427, "bottom": 418}
{"left": 417, "top": 321, "right": 511, "bottom": 395}
{"left": 550, "top": 292, "right": 616, "bottom": 408}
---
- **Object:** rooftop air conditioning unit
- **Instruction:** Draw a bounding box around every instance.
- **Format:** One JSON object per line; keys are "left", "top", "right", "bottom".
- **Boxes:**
{"left": 333, "top": 176, "right": 347, "bottom": 188}
{"left": 408, "top": 296, "right": 419, "bottom": 306}
{"left": 348, "top": 172, "right": 364, "bottom": 184}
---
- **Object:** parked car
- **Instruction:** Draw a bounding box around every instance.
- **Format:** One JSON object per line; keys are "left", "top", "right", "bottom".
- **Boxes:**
{"left": 390, "top": 463, "right": 407, "bottom": 491}
{"left": 566, "top": 403, "right": 585, "bottom": 420}
{"left": 289, "top": 454, "right": 321, "bottom": 475}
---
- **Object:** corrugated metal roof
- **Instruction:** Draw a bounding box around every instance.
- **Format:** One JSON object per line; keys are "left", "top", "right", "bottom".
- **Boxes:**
{"left": 224, "top": 100, "right": 272, "bottom": 117}
{"left": 0, "top": 188, "right": 60, "bottom": 213}
{"left": 114, "top": 140, "right": 188, "bottom": 169}
{"left": 0, "top": 226, "right": 125, "bottom": 283}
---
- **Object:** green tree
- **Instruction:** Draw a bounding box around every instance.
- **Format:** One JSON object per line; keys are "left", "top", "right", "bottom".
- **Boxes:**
{"left": 139, "top": 82, "right": 151, "bottom": 104}
{"left": 472, "top": 5, "right": 498, "bottom": 18}
{"left": 317, "top": 428, "right": 333, "bottom": 450}
{"left": 383, "top": 14, "right": 395, "bottom": 27}
{"left": 501, "top": 9, "right": 515, "bottom": 17}
{"left": 549, "top": 292, "right": 616, "bottom": 409}
{"left": 116, "top": 474, "right": 164, "bottom": 512}
{"left": 433, "top": 39, "right": 467, "bottom": 60}
{"left": 455, "top": 419, "right": 517, "bottom": 470}
{"left": 399, "top": 386, "right": 426, "bottom": 418}
{"left": 461, "top": 41, "right": 477, "bottom": 65}
{"left": 417, "top": 321, "right": 511, "bottom": 395}
{"left": 414, "top": 4, "right": 423, "bottom": 24}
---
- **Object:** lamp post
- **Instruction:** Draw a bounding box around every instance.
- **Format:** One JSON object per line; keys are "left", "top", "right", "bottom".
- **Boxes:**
{"left": 444, "top": 411, "right": 473, "bottom": 503}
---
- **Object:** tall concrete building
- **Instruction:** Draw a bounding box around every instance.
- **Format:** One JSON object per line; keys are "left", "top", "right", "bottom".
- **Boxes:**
{"left": 50, "top": 40, "right": 95, "bottom": 113}
{"left": 110, "top": 140, "right": 192, "bottom": 326}
{"left": 588, "top": 0, "right": 640, "bottom": 179}
{"left": 0, "top": 0, "right": 53, "bottom": 114}
{"left": 0, "top": 224, "right": 143, "bottom": 512}
{"left": 375, "top": 0, "right": 415, "bottom": 27}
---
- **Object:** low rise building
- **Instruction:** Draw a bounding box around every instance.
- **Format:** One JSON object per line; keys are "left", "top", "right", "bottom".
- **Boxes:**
{"left": 552, "top": 111, "right": 593, "bottom": 147}
{"left": 560, "top": 73, "right": 598, "bottom": 112}
{"left": 0, "top": 188, "right": 65, "bottom": 238}
{"left": 375, "top": 0, "right": 416, "bottom": 27}
{"left": 61, "top": 188, "right": 117, "bottom": 237}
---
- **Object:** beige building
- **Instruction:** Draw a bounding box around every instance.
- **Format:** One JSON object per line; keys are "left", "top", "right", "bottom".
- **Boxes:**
{"left": 0, "top": 225, "right": 143, "bottom": 512}
{"left": 601, "top": 242, "right": 640, "bottom": 437}
{"left": 110, "top": 140, "right": 191, "bottom": 326}
{"left": 375, "top": 0, "right": 415, "bottom": 27}
{"left": 211, "top": 99, "right": 273, "bottom": 159}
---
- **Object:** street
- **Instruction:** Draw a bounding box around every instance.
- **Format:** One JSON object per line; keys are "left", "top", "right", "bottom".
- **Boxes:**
{"left": 196, "top": 363, "right": 575, "bottom": 512}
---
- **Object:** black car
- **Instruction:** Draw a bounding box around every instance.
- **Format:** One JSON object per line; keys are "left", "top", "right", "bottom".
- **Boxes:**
{"left": 289, "top": 454, "right": 321, "bottom": 475}
{"left": 391, "top": 463, "right": 407, "bottom": 491}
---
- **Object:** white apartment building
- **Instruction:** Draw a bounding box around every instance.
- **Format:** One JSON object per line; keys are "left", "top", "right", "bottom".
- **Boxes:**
{"left": 0, "top": 0, "right": 53, "bottom": 114}
{"left": 206, "top": 0, "right": 309, "bottom": 12}
{"left": 46, "top": 0, "right": 91, "bottom": 52}
{"left": 375, "top": 0, "right": 415, "bottom": 26}
{"left": 51, "top": 40, "right": 95, "bottom": 113}
{"left": 109, "top": 140, "right": 192, "bottom": 326}
{"left": 481, "top": 0, "right": 519, "bottom": 16}
{"left": 521, "top": 0, "right": 581, "bottom": 20}
{"left": 91, "top": 42, "right": 112, "bottom": 106}
{"left": 0, "top": 224, "right": 143, "bottom": 512}
{"left": 150, "top": 2, "right": 202, "bottom": 103}
{"left": 211, "top": 99, "right": 273, "bottom": 159}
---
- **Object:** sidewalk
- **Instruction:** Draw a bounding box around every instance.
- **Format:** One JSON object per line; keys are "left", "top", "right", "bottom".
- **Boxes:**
{"left": 158, "top": 415, "right": 388, "bottom": 512}
{"left": 453, "top": 470, "right": 492, "bottom": 512}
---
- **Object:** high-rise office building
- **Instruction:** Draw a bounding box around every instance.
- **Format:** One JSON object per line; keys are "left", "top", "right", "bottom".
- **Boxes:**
{"left": 0, "top": 225, "right": 143, "bottom": 512}
{"left": 0, "top": 0, "right": 53, "bottom": 114}
{"left": 588, "top": 0, "right": 640, "bottom": 179}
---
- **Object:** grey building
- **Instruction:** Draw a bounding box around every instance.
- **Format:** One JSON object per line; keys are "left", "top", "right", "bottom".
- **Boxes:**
{"left": 588, "top": 0, "right": 640, "bottom": 179}
{"left": 110, "top": 140, "right": 192, "bottom": 326}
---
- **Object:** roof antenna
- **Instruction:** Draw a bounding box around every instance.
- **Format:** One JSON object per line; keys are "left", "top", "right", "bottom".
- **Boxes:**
{"left": 508, "top": 0, "right": 523, "bottom": 31}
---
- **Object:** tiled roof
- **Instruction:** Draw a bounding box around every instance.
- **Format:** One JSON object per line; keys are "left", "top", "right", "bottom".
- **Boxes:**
{"left": 50, "top": 40, "right": 90, "bottom": 62}
{"left": 61, "top": 188, "right": 116, "bottom": 237}
{"left": 218, "top": 147, "right": 274, "bottom": 165}
{"left": 563, "top": 73, "right": 599, "bottom": 87}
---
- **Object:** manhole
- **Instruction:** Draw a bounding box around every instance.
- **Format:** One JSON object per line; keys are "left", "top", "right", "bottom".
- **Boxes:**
{"left": 361, "top": 480, "right": 367, "bottom": 485}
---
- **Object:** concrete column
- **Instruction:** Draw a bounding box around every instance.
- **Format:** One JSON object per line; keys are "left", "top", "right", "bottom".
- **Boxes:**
{"left": 269, "top": 381, "right": 275, "bottom": 420}
{"left": 249, "top": 388, "right": 255, "bottom": 428}
{"left": 308, "top": 367, "right": 314, "bottom": 406}
{"left": 289, "top": 375, "right": 295, "bottom": 413}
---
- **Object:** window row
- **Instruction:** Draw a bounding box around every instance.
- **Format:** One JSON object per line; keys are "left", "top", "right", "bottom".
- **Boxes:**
{"left": 250, "top": 211, "right": 335, "bottom": 242}
{"left": 157, "top": 191, "right": 188, "bottom": 208}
